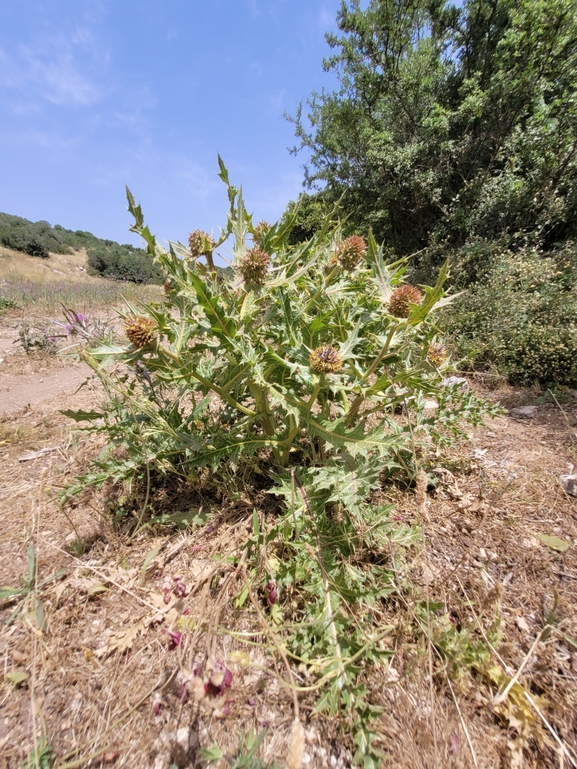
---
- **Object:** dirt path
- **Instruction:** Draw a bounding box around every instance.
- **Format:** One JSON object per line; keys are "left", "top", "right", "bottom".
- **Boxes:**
{"left": 0, "top": 328, "right": 92, "bottom": 415}
{"left": 0, "top": 363, "right": 92, "bottom": 415}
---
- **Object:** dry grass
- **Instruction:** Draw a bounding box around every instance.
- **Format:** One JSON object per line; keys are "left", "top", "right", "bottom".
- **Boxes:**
{"left": 1, "top": 348, "right": 577, "bottom": 768}
{"left": 0, "top": 245, "right": 90, "bottom": 282}
{"left": 0, "top": 245, "right": 161, "bottom": 316}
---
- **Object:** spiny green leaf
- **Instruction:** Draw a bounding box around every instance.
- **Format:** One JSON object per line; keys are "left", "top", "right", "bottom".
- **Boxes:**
{"left": 189, "top": 273, "right": 236, "bottom": 339}
{"left": 535, "top": 533, "right": 570, "bottom": 552}
{"left": 61, "top": 409, "right": 105, "bottom": 421}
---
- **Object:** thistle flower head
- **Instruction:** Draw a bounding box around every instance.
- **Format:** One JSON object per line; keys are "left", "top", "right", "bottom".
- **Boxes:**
{"left": 388, "top": 284, "right": 423, "bottom": 318}
{"left": 188, "top": 229, "right": 216, "bottom": 257}
{"left": 428, "top": 341, "right": 448, "bottom": 366}
{"left": 310, "top": 344, "right": 343, "bottom": 374}
{"left": 238, "top": 247, "right": 270, "bottom": 287}
{"left": 253, "top": 220, "right": 272, "bottom": 245}
{"left": 335, "top": 235, "right": 367, "bottom": 270}
{"left": 124, "top": 315, "right": 157, "bottom": 349}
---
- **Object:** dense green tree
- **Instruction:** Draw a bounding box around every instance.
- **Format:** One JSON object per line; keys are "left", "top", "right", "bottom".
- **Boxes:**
{"left": 86, "top": 244, "right": 163, "bottom": 284}
{"left": 290, "top": 0, "right": 577, "bottom": 256}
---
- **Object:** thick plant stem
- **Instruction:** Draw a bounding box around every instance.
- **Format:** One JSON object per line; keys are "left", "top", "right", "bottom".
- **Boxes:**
{"left": 249, "top": 383, "right": 276, "bottom": 437}
{"left": 278, "top": 417, "right": 299, "bottom": 467}
{"left": 304, "top": 265, "right": 339, "bottom": 313}
{"left": 346, "top": 393, "right": 365, "bottom": 427}
{"left": 362, "top": 324, "right": 398, "bottom": 381}
{"left": 161, "top": 346, "right": 256, "bottom": 416}
{"left": 292, "top": 471, "right": 345, "bottom": 678}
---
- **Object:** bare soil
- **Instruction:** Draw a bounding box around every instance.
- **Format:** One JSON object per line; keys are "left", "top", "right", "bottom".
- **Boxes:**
{"left": 1, "top": 309, "right": 577, "bottom": 768}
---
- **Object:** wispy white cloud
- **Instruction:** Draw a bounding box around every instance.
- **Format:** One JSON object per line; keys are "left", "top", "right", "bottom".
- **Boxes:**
{"left": 0, "top": 20, "right": 108, "bottom": 109}
{"left": 0, "top": 127, "right": 81, "bottom": 152}
{"left": 317, "top": 5, "right": 336, "bottom": 33}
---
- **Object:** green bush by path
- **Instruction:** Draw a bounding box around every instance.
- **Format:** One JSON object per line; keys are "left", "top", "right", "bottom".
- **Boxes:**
{"left": 443, "top": 242, "right": 577, "bottom": 386}
{"left": 86, "top": 243, "right": 163, "bottom": 284}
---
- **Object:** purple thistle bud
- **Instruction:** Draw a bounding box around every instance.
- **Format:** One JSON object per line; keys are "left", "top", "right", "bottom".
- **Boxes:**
{"left": 172, "top": 578, "right": 188, "bottom": 598}
{"left": 204, "top": 661, "right": 233, "bottom": 696}
{"left": 265, "top": 581, "right": 278, "bottom": 605}
{"left": 167, "top": 630, "right": 182, "bottom": 649}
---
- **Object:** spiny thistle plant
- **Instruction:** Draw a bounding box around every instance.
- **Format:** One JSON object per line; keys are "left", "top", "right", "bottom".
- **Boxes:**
{"left": 63, "top": 158, "right": 496, "bottom": 767}
{"left": 427, "top": 341, "right": 449, "bottom": 366}
{"left": 388, "top": 283, "right": 423, "bottom": 318}
{"left": 335, "top": 234, "right": 367, "bottom": 270}
{"left": 124, "top": 315, "right": 157, "bottom": 349}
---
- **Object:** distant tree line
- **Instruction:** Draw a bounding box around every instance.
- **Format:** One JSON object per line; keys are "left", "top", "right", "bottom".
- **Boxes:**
{"left": 0, "top": 212, "right": 162, "bottom": 284}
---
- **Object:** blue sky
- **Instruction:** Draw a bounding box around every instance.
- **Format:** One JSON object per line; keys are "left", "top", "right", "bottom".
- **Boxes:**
{"left": 0, "top": 0, "right": 341, "bottom": 249}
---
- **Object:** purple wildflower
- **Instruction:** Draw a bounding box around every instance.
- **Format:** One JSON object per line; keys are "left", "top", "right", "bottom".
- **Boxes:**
{"left": 265, "top": 581, "right": 278, "bottom": 605}
{"left": 204, "top": 661, "right": 233, "bottom": 697}
{"left": 172, "top": 577, "right": 188, "bottom": 598}
{"left": 166, "top": 630, "right": 182, "bottom": 649}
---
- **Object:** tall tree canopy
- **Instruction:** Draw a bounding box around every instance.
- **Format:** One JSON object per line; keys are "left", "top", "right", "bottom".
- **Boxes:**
{"left": 290, "top": 0, "right": 577, "bottom": 254}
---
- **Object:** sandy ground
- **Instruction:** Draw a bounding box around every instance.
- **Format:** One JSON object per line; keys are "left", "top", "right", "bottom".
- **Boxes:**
{"left": 0, "top": 325, "right": 92, "bottom": 415}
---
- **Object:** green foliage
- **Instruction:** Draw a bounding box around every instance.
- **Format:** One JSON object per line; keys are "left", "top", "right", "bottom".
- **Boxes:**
{"left": 63, "top": 162, "right": 495, "bottom": 766}
{"left": 20, "top": 739, "right": 53, "bottom": 769}
{"left": 64, "top": 165, "right": 490, "bottom": 495}
{"left": 0, "top": 293, "right": 18, "bottom": 312}
{"left": 86, "top": 243, "right": 163, "bottom": 284}
{"left": 444, "top": 242, "right": 577, "bottom": 385}
{"left": 290, "top": 0, "right": 577, "bottom": 254}
{"left": 282, "top": 191, "right": 337, "bottom": 245}
{"left": 0, "top": 543, "right": 65, "bottom": 628}
{"left": 200, "top": 730, "right": 281, "bottom": 768}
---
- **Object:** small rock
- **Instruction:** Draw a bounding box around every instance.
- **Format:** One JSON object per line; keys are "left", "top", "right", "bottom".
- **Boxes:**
{"left": 509, "top": 405, "right": 537, "bottom": 419}
{"left": 424, "top": 399, "right": 438, "bottom": 410}
{"left": 441, "top": 376, "right": 468, "bottom": 388}
{"left": 560, "top": 473, "right": 577, "bottom": 496}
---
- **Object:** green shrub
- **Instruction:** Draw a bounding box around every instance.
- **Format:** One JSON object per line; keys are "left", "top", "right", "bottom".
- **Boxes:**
{"left": 0, "top": 293, "right": 18, "bottom": 312}
{"left": 444, "top": 242, "right": 577, "bottom": 385}
{"left": 67, "top": 162, "right": 491, "bottom": 489}
{"left": 86, "top": 243, "right": 163, "bottom": 284}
